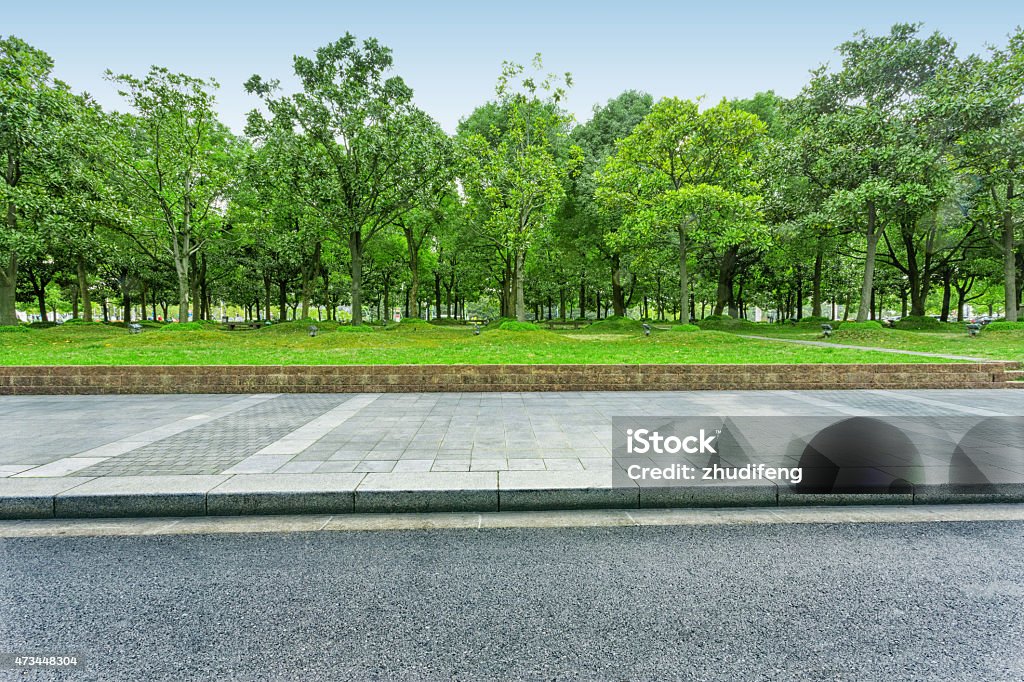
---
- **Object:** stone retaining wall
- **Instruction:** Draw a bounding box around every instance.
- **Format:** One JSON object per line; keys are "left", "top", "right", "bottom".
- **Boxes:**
{"left": 0, "top": 363, "right": 1017, "bottom": 394}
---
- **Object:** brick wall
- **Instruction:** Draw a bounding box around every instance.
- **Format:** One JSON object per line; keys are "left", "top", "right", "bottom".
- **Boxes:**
{"left": 0, "top": 363, "right": 1016, "bottom": 394}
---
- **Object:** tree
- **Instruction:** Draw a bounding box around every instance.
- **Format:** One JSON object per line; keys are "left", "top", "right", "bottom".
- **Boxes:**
{"left": 597, "top": 98, "right": 766, "bottom": 316}
{"left": 460, "top": 55, "right": 581, "bottom": 321}
{"left": 560, "top": 90, "right": 653, "bottom": 317}
{"left": 246, "top": 34, "right": 452, "bottom": 325}
{"left": 794, "top": 24, "right": 958, "bottom": 321}
{"left": 102, "top": 67, "right": 236, "bottom": 322}
{"left": 0, "top": 36, "right": 74, "bottom": 325}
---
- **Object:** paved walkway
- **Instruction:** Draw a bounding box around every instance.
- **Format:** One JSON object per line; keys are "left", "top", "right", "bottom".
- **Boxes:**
{"left": 734, "top": 334, "right": 994, "bottom": 362}
{"left": 1, "top": 390, "right": 1023, "bottom": 518}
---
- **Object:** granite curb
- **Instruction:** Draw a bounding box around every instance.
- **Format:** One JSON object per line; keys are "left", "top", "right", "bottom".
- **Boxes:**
{"left": 2, "top": 473, "right": 1023, "bottom": 520}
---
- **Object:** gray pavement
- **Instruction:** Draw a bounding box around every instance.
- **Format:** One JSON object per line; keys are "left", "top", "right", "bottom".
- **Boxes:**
{"left": 1, "top": 390, "right": 1023, "bottom": 517}
{"left": 1, "top": 518, "right": 1022, "bottom": 680}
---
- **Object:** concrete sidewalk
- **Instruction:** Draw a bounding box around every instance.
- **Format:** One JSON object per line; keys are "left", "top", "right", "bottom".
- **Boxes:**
{"left": 2, "top": 389, "right": 1024, "bottom": 519}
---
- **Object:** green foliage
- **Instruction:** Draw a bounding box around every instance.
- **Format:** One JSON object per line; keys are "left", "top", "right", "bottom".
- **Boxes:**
{"left": 794, "top": 316, "right": 834, "bottom": 329}
{"left": 894, "top": 315, "right": 943, "bottom": 330}
{"left": 984, "top": 321, "right": 1024, "bottom": 331}
{"left": 60, "top": 319, "right": 104, "bottom": 326}
{"left": 586, "top": 316, "right": 645, "bottom": 333}
{"left": 158, "top": 322, "right": 207, "bottom": 332}
{"left": 0, "top": 324, "right": 30, "bottom": 332}
{"left": 696, "top": 315, "right": 757, "bottom": 330}
{"left": 837, "top": 321, "right": 885, "bottom": 330}
{"left": 497, "top": 320, "right": 541, "bottom": 332}
{"left": 670, "top": 324, "right": 701, "bottom": 332}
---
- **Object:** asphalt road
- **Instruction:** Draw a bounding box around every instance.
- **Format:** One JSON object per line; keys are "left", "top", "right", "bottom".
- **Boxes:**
{"left": 1, "top": 522, "right": 1023, "bottom": 681}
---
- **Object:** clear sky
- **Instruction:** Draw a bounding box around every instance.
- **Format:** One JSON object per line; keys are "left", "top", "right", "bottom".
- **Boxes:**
{"left": 4, "top": 1, "right": 1022, "bottom": 133}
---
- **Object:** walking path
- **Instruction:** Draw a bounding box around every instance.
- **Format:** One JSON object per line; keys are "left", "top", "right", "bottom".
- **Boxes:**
{"left": 734, "top": 334, "right": 993, "bottom": 362}
{"left": 2, "top": 389, "right": 1022, "bottom": 519}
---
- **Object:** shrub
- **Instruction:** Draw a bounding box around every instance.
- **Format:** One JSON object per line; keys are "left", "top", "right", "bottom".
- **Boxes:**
{"left": 837, "top": 321, "right": 884, "bottom": 330}
{"left": 670, "top": 324, "right": 700, "bottom": 332}
{"left": 497, "top": 320, "right": 541, "bottom": 332}
{"left": 28, "top": 321, "right": 58, "bottom": 328}
{"left": 428, "top": 318, "right": 466, "bottom": 326}
{"left": 696, "top": 314, "right": 755, "bottom": 330}
{"left": 893, "top": 315, "right": 943, "bottom": 330}
{"left": 61, "top": 318, "right": 104, "bottom": 326}
{"left": 586, "top": 316, "right": 645, "bottom": 333}
{"left": 158, "top": 322, "right": 207, "bottom": 332}
{"left": 984, "top": 321, "right": 1024, "bottom": 331}
{"left": 0, "top": 324, "right": 30, "bottom": 333}
{"left": 484, "top": 317, "right": 517, "bottom": 330}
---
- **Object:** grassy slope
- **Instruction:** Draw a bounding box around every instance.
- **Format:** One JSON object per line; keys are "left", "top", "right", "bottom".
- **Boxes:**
{"left": 734, "top": 324, "right": 1024, "bottom": 362}
{"left": 0, "top": 323, "right": 962, "bottom": 366}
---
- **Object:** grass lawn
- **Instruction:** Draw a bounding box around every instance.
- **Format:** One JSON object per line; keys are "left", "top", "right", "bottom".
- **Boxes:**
{"left": 0, "top": 320, "right": 969, "bottom": 366}
{"left": 733, "top": 324, "right": 1024, "bottom": 362}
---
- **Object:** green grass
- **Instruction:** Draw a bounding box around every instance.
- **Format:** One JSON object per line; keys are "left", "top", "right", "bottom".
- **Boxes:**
{"left": 0, "top": 321, "right": 968, "bottom": 365}
{"left": 734, "top": 323, "right": 1024, "bottom": 362}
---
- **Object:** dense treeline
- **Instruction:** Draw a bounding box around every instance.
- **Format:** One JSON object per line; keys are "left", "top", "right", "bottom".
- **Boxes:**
{"left": 1, "top": 24, "right": 1022, "bottom": 327}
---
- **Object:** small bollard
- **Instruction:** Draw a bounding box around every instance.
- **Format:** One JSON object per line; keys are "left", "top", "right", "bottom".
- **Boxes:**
{"left": 473, "top": 324, "right": 480, "bottom": 336}
{"left": 821, "top": 323, "right": 833, "bottom": 338}
{"left": 308, "top": 325, "right": 319, "bottom": 337}
{"left": 128, "top": 323, "right": 142, "bottom": 335}
{"left": 967, "top": 323, "right": 981, "bottom": 337}
{"left": 642, "top": 323, "right": 651, "bottom": 337}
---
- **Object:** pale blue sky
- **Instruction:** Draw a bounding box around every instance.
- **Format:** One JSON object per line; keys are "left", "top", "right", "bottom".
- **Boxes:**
{"left": 5, "top": 1, "right": 1022, "bottom": 132}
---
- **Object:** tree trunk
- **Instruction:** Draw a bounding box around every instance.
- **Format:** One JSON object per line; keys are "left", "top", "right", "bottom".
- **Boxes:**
{"left": 677, "top": 225, "right": 689, "bottom": 318}
{"left": 1003, "top": 178, "right": 1018, "bottom": 322}
{"left": 349, "top": 230, "right": 364, "bottom": 325}
{"left": 278, "top": 279, "right": 287, "bottom": 322}
{"left": 189, "top": 252, "right": 200, "bottom": 322}
{"left": 300, "top": 242, "right": 320, "bottom": 321}
{"left": 0, "top": 252, "right": 18, "bottom": 325}
{"left": 811, "top": 248, "right": 823, "bottom": 317}
{"left": 611, "top": 254, "right": 626, "bottom": 317}
{"left": 77, "top": 256, "right": 92, "bottom": 322}
{"left": 714, "top": 246, "right": 738, "bottom": 316}
{"left": 939, "top": 270, "right": 952, "bottom": 322}
{"left": 856, "top": 201, "right": 879, "bottom": 322}
{"left": 578, "top": 277, "right": 586, "bottom": 320}
{"left": 35, "top": 282, "right": 47, "bottom": 322}
{"left": 263, "top": 275, "right": 272, "bottom": 321}
{"left": 514, "top": 249, "right": 526, "bottom": 322}
{"left": 434, "top": 272, "right": 442, "bottom": 319}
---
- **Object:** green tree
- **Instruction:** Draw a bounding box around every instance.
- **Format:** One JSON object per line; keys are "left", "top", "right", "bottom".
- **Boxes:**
{"left": 246, "top": 34, "right": 451, "bottom": 325}
{"left": 460, "top": 55, "right": 581, "bottom": 321}
{"left": 0, "top": 36, "right": 75, "bottom": 325}
{"left": 102, "top": 67, "right": 236, "bottom": 321}
{"left": 597, "top": 98, "right": 766, "bottom": 316}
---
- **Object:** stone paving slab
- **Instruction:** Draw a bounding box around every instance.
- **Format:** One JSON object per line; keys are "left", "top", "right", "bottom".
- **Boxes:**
{"left": 1, "top": 390, "right": 1023, "bottom": 518}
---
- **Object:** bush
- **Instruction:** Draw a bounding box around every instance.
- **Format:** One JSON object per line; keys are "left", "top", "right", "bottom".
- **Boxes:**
{"left": 28, "top": 321, "right": 58, "bottom": 328}
{"left": 0, "top": 324, "right": 30, "bottom": 333}
{"left": 497, "top": 320, "right": 541, "bottom": 332}
{"left": 586, "top": 316, "right": 645, "bottom": 333}
{"left": 158, "top": 322, "right": 207, "bottom": 332}
{"left": 837, "top": 321, "right": 884, "bottom": 330}
{"left": 984, "top": 321, "right": 1024, "bottom": 331}
{"left": 696, "top": 314, "right": 756, "bottom": 330}
{"left": 429, "top": 318, "right": 466, "bottom": 326}
{"left": 484, "top": 317, "right": 517, "bottom": 330}
{"left": 893, "top": 315, "right": 943, "bottom": 330}
{"left": 670, "top": 324, "right": 700, "bottom": 332}
{"left": 61, "top": 318, "right": 104, "bottom": 326}
{"left": 794, "top": 316, "right": 834, "bottom": 329}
